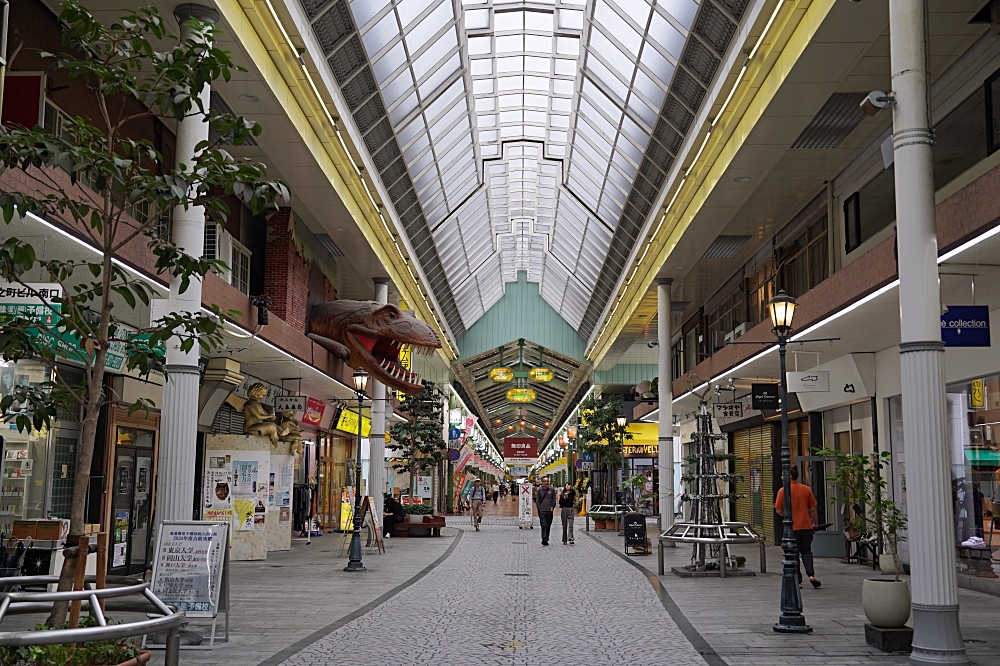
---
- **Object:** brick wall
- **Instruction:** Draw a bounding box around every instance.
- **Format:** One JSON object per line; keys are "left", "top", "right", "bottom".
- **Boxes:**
{"left": 263, "top": 208, "right": 311, "bottom": 334}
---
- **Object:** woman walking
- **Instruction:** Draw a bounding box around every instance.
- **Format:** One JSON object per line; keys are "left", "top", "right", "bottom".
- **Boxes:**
{"left": 559, "top": 482, "right": 576, "bottom": 545}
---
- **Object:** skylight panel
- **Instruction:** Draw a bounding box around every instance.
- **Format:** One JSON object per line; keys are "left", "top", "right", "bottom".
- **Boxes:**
{"left": 465, "top": 8, "right": 490, "bottom": 29}
{"left": 373, "top": 42, "right": 407, "bottom": 82}
{"left": 558, "top": 8, "right": 583, "bottom": 29}
{"left": 363, "top": 12, "right": 400, "bottom": 54}
{"left": 494, "top": 10, "right": 523, "bottom": 31}
{"left": 659, "top": 0, "right": 698, "bottom": 29}
{"left": 594, "top": 0, "right": 642, "bottom": 56}
{"left": 417, "top": 53, "right": 459, "bottom": 96}
{"left": 649, "top": 10, "right": 685, "bottom": 57}
{"left": 406, "top": 2, "right": 451, "bottom": 53}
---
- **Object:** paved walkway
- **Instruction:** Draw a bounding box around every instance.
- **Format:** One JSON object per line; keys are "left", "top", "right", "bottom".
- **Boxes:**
{"left": 125, "top": 509, "right": 1000, "bottom": 665}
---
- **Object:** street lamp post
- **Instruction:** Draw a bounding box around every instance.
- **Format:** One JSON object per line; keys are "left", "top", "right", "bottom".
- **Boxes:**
{"left": 616, "top": 415, "right": 627, "bottom": 534}
{"left": 769, "top": 290, "right": 811, "bottom": 633}
{"left": 345, "top": 369, "right": 369, "bottom": 573}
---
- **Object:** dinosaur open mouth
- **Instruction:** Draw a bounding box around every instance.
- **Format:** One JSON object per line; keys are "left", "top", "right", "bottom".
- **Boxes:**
{"left": 351, "top": 332, "right": 420, "bottom": 385}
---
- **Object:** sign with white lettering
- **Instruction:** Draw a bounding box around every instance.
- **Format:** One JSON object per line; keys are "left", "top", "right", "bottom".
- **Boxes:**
{"left": 941, "top": 305, "right": 991, "bottom": 347}
{"left": 150, "top": 521, "right": 229, "bottom": 618}
{"left": 751, "top": 384, "right": 779, "bottom": 410}
{"left": 786, "top": 371, "right": 830, "bottom": 393}
{"left": 713, "top": 402, "right": 743, "bottom": 419}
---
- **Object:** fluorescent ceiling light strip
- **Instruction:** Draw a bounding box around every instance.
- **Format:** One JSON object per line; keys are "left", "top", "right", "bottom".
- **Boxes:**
{"left": 789, "top": 280, "right": 899, "bottom": 341}
{"left": 747, "top": 0, "right": 787, "bottom": 62}
{"left": 25, "top": 212, "right": 165, "bottom": 292}
{"left": 938, "top": 223, "right": 1000, "bottom": 263}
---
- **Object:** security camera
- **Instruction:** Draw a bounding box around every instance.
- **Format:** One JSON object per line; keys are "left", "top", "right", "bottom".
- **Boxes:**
{"left": 647, "top": 340, "right": 659, "bottom": 348}
{"left": 860, "top": 90, "right": 894, "bottom": 117}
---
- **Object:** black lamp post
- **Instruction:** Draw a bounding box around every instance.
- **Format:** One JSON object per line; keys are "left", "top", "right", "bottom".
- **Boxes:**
{"left": 616, "top": 415, "right": 627, "bottom": 533}
{"left": 769, "top": 289, "right": 811, "bottom": 633}
{"left": 344, "top": 369, "right": 368, "bottom": 573}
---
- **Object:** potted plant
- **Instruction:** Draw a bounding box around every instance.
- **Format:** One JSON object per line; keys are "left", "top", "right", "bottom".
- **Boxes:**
{"left": 862, "top": 497, "right": 910, "bottom": 627}
{"left": 592, "top": 513, "right": 613, "bottom": 530}
{"left": 0, "top": 617, "right": 149, "bottom": 665}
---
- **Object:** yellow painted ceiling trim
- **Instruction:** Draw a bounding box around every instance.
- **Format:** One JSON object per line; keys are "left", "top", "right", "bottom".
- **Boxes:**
{"left": 588, "top": 0, "right": 835, "bottom": 365}
{"left": 216, "top": 0, "right": 456, "bottom": 361}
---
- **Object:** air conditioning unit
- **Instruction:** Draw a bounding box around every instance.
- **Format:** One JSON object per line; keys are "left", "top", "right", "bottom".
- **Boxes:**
{"left": 723, "top": 323, "right": 746, "bottom": 344}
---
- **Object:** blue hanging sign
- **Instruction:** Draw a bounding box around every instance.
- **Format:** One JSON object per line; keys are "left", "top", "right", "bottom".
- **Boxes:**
{"left": 941, "top": 306, "right": 991, "bottom": 347}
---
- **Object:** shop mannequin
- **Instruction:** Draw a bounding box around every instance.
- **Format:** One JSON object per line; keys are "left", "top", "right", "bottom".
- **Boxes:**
{"left": 243, "top": 383, "right": 285, "bottom": 445}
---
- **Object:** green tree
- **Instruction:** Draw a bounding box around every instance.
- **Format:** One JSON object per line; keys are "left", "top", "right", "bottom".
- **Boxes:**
{"left": 389, "top": 381, "right": 447, "bottom": 506}
{"left": 576, "top": 393, "right": 632, "bottom": 503}
{"left": 0, "top": 1, "right": 287, "bottom": 627}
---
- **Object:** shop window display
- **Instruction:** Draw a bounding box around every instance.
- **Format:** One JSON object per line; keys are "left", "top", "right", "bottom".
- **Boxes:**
{"left": 889, "top": 373, "right": 1000, "bottom": 574}
{"left": 0, "top": 360, "right": 52, "bottom": 534}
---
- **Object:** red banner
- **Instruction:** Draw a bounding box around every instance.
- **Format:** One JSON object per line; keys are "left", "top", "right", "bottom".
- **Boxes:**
{"left": 503, "top": 436, "right": 537, "bottom": 459}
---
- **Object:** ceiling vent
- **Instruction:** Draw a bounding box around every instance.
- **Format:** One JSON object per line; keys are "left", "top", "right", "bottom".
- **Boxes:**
{"left": 792, "top": 93, "right": 869, "bottom": 149}
{"left": 702, "top": 235, "right": 751, "bottom": 259}
{"left": 671, "top": 301, "right": 690, "bottom": 315}
{"left": 315, "top": 234, "right": 345, "bottom": 257}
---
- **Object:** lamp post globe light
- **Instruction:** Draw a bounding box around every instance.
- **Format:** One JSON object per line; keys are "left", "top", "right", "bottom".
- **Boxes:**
{"left": 768, "top": 290, "right": 811, "bottom": 633}
{"left": 345, "top": 369, "right": 369, "bottom": 573}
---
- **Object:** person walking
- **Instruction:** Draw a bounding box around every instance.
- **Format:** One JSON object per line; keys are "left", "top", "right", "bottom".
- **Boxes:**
{"left": 558, "top": 482, "right": 576, "bottom": 545}
{"left": 774, "top": 465, "right": 821, "bottom": 588}
{"left": 510, "top": 480, "right": 518, "bottom": 501}
{"left": 470, "top": 479, "right": 487, "bottom": 531}
{"left": 535, "top": 477, "right": 557, "bottom": 546}
{"left": 491, "top": 481, "right": 500, "bottom": 504}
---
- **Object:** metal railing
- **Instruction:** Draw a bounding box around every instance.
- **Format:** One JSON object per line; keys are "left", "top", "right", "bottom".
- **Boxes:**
{"left": 0, "top": 575, "right": 184, "bottom": 665}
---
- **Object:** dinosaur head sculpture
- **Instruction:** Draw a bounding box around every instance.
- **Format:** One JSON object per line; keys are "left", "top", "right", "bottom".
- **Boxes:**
{"left": 307, "top": 300, "right": 441, "bottom": 395}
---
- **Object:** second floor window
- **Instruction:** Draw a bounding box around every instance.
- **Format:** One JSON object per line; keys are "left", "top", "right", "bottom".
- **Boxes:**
{"left": 230, "top": 240, "right": 251, "bottom": 295}
{"left": 781, "top": 216, "right": 828, "bottom": 298}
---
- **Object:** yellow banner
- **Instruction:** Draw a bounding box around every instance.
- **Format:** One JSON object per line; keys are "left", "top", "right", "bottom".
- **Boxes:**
{"left": 336, "top": 408, "right": 371, "bottom": 437}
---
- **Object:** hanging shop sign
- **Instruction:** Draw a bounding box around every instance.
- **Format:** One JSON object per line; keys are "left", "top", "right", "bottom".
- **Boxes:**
{"left": 528, "top": 367, "right": 554, "bottom": 382}
{"left": 489, "top": 367, "right": 514, "bottom": 382}
{"left": 449, "top": 408, "right": 463, "bottom": 425}
{"left": 335, "top": 407, "right": 371, "bottom": 437}
{"left": 751, "top": 383, "right": 779, "bottom": 410}
{"left": 623, "top": 443, "right": 658, "bottom": 458}
{"left": 302, "top": 397, "right": 326, "bottom": 426}
{"left": 941, "top": 305, "right": 991, "bottom": 347}
{"left": 972, "top": 378, "right": 986, "bottom": 408}
{"left": 786, "top": 371, "right": 830, "bottom": 393}
{"left": 713, "top": 402, "right": 743, "bottom": 419}
{"left": 507, "top": 387, "right": 536, "bottom": 403}
{"left": 503, "top": 436, "right": 537, "bottom": 459}
{"left": 274, "top": 396, "right": 307, "bottom": 412}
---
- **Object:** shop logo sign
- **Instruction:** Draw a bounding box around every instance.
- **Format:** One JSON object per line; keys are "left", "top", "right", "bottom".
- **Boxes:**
{"left": 786, "top": 371, "right": 830, "bottom": 393}
{"left": 941, "top": 305, "right": 990, "bottom": 347}
{"left": 751, "top": 383, "right": 779, "bottom": 410}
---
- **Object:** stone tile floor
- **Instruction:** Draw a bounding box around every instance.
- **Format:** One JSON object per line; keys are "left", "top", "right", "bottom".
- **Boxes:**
{"left": 8, "top": 505, "right": 998, "bottom": 665}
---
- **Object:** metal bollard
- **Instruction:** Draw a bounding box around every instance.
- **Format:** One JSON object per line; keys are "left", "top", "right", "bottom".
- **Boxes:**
{"left": 658, "top": 540, "right": 664, "bottom": 575}
{"left": 165, "top": 625, "right": 181, "bottom": 666}
{"left": 586, "top": 515, "right": 589, "bottom": 532}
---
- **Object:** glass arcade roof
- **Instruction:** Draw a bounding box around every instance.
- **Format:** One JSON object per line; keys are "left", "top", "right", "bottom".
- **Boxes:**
{"left": 303, "top": 0, "right": 747, "bottom": 339}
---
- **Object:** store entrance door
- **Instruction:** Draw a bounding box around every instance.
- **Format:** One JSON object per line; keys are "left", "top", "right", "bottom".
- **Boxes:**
{"left": 110, "top": 427, "right": 154, "bottom": 576}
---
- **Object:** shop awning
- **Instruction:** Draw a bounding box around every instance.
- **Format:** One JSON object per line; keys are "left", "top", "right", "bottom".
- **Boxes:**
{"left": 965, "top": 449, "right": 999, "bottom": 465}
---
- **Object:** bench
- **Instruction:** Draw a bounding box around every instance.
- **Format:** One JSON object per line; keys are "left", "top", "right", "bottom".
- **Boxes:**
{"left": 392, "top": 515, "right": 446, "bottom": 537}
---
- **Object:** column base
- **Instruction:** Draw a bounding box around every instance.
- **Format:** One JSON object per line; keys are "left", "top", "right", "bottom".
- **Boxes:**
{"left": 910, "top": 604, "right": 968, "bottom": 665}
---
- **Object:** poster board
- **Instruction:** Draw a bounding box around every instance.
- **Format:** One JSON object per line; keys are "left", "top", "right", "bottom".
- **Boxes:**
{"left": 359, "top": 496, "right": 384, "bottom": 554}
{"left": 518, "top": 482, "right": 534, "bottom": 529}
{"left": 150, "top": 521, "right": 229, "bottom": 618}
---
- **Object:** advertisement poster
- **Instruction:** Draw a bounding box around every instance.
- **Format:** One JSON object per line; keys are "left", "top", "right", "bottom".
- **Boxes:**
{"left": 233, "top": 460, "right": 259, "bottom": 531}
{"left": 519, "top": 482, "right": 534, "bottom": 528}
{"left": 150, "top": 521, "right": 228, "bottom": 618}
{"left": 279, "top": 506, "right": 290, "bottom": 526}
{"left": 270, "top": 456, "right": 293, "bottom": 510}
{"left": 203, "top": 456, "right": 233, "bottom": 511}
{"left": 113, "top": 511, "right": 128, "bottom": 567}
{"left": 302, "top": 396, "right": 326, "bottom": 426}
{"left": 234, "top": 499, "right": 255, "bottom": 531}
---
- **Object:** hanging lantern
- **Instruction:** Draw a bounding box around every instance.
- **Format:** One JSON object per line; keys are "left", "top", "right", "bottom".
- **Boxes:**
{"left": 507, "top": 387, "right": 536, "bottom": 403}
{"left": 528, "top": 367, "right": 554, "bottom": 382}
{"left": 490, "top": 367, "right": 514, "bottom": 382}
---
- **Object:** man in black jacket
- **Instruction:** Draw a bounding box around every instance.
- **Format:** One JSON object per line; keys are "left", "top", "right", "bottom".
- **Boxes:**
{"left": 535, "top": 477, "right": 557, "bottom": 546}
{"left": 383, "top": 495, "right": 406, "bottom": 538}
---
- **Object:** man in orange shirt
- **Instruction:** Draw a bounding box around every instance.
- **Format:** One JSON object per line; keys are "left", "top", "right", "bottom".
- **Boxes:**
{"left": 774, "top": 466, "right": 821, "bottom": 589}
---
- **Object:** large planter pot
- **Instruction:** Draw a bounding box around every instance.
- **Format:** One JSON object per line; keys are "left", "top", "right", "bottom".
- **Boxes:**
{"left": 879, "top": 554, "right": 899, "bottom": 576}
{"left": 594, "top": 520, "right": 606, "bottom": 530}
{"left": 862, "top": 579, "right": 911, "bottom": 628}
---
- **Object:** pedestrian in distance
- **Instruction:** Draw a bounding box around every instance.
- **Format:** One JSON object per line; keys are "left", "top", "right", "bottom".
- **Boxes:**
{"left": 559, "top": 482, "right": 576, "bottom": 545}
{"left": 510, "top": 480, "right": 518, "bottom": 501}
{"left": 535, "top": 477, "right": 557, "bottom": 546}
{"left": 774, "top": 465, "right": 821, "bottom": 589}
{"left": 491, "top": 481, "right": 500, "bottom": 504}
{"left": 470, "top": 479, "right": 487, "bottom": 531}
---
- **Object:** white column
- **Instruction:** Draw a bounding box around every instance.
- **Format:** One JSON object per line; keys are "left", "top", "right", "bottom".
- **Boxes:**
{"left": 890, "top": 0, "right": 967, "bottom": 662}
{"left": 657, "top": 279, "right": 674, "bottom": 532}
{"left": 156, "top": 3, "right": 218, "bottom": 524}
{"left": 368, "top": 278, "right": 389, "bottom": 520}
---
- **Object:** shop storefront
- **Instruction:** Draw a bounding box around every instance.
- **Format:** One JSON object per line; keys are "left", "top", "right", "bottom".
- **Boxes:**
{"left": 622, "top": 422, "right": 660, "bottom": 515}
{"left": 889, "top": 372, "right": 1000, "bottom": 574}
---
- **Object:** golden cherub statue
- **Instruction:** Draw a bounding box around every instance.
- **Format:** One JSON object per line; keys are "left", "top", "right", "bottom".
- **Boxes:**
{"left": 242, "top": 382, "right": 286, "bottom": 445}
